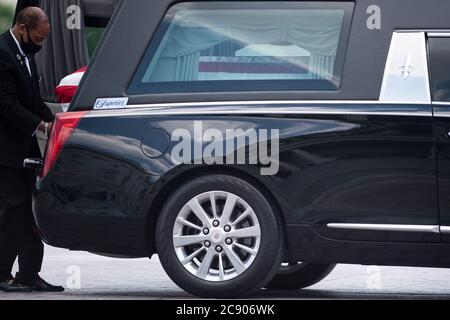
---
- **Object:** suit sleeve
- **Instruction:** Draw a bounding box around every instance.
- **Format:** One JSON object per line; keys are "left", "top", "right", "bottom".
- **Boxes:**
{"left": 36, "top": 87, "right": 55, "bottom": 123}
{"left": 0, "top": 52, "right": 42, "bottom": 136}
{"left": 30, "top": 56, "right": 55, "bottom": 123}
{"left": 33, "top": 72, "right": 55, "bottom": 122}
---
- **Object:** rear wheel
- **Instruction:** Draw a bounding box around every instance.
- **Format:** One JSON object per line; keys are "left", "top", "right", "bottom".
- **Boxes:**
{"left": 156, "top": 174, "right": 283, "bottom": 298}
{"left": 265, "top": 262, "right": 336, "bottom": 290}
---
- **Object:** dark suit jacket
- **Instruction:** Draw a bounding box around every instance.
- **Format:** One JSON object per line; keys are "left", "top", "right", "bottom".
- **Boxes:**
{"left": 0, "top": 31, "right": 54, "bottom": 169}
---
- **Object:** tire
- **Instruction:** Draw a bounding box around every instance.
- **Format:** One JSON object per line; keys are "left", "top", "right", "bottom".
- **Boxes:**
{"left": 265, "top": 262, "right": 336, "bottom": 290}
{"left": 156, "top": 174, "right": 283, "bottom": 298}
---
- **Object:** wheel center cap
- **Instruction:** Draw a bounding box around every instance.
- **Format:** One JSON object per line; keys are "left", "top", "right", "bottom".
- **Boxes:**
{"left": 210, "top": 230, "right": 225, "bottom": 244}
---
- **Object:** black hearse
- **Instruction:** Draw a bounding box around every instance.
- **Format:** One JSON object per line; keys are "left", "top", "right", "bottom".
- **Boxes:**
{"left": 27, "top": 0, "right": 450, "bottom": 297}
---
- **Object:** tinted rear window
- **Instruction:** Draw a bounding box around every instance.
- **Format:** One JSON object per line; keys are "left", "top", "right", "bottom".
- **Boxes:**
{"left": 128, "top": 1, "right": 353, "bottom": 95}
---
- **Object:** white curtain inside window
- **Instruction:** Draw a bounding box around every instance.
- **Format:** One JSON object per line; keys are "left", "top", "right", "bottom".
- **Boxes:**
{"left": 143, "top": 9, "right": 344, "bottom": 82}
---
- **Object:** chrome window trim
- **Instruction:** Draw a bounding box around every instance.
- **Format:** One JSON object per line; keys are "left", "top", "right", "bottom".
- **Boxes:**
{"left": 326, "top": 223, "right": 440, "bottom": 233}
{"left": 86, "top": 100, "right": 432, "bottom": 118}
{"left": 433, "top": 102, "right": 450, "bottom": 105}
{"left": 87, "top": 109, "right": 431, "bottom": 118}
{"left": 431, "top": 102, "right": 450, "bottom": 117}
{"left": 428, "top": 33, "right": 450, "bottom": 38}
{"left": 440, "top": 226, "right": 450, "bottom": 234}
{"left": 398, "top": 30, "right": 450, "bottom": 33}
{"left": 127, "top": 100, "right": 431, "bottom": 108}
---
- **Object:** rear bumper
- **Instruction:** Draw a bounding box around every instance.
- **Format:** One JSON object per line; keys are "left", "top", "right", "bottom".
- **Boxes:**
{"left": 32, "top": 179, "right": 149, "bottom": 257}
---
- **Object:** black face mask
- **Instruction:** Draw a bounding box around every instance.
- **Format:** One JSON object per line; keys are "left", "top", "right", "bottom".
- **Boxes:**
{"left": 20, "top": 26, "right": 42, "bottom": 55}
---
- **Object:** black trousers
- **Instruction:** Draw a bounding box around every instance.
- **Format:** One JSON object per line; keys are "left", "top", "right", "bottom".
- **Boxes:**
{"left": 0, "top": 166, "right": 43, "bottom": 281}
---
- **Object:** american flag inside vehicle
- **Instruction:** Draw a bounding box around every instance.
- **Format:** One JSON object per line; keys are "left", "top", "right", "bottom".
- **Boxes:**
{"left": 198, "top": 56, "right": 310, "bottom": 80}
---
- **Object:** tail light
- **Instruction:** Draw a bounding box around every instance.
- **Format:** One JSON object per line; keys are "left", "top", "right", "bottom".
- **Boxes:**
{"left": 40, "top": 111, "right": 88, "bottom": 178}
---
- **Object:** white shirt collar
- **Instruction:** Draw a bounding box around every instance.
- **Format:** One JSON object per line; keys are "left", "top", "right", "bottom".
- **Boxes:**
{"left": 9, "top": 29, "right": 26, "bottom": 57}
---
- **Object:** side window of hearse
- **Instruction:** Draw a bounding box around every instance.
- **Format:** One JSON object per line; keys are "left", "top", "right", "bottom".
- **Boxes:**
{"left": 429, "top": 37, "right": 450, "bottom": 102}
{"left": 128, "top": 2, "right": 353, "bottom": 94}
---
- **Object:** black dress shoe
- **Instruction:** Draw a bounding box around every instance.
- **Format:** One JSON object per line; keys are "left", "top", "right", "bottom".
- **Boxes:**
{"left": 13, "top": 276, "right": 64, "bottom": 293}
{"left": 0, "top": 280, "right": 33, "bottom": 292}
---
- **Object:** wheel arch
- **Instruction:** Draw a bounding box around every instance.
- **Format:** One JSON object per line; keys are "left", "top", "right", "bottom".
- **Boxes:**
{"left": 145, "top": 165, "right": 289, "bottom": 257}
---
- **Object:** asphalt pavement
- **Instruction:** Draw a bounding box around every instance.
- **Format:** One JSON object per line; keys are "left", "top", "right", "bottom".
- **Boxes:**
{"left": 1, "top": 245, "right": 450, "bottom": 300}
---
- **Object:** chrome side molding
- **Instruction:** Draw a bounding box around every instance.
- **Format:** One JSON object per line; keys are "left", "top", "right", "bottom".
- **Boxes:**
{"left": 326, "top": 223, "right": 440, "bottom": 233}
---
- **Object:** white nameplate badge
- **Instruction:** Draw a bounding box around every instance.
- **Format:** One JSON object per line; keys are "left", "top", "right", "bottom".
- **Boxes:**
{"left": 94, "top": 97, "right": 129, "bottom": 110}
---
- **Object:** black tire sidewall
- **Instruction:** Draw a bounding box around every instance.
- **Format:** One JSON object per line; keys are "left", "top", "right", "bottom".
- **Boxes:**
{"left": 156, "top": 174, "right": 282, "bottom": 298}
{"left": 265, "top": 263, "right": 336, "bottom": 290}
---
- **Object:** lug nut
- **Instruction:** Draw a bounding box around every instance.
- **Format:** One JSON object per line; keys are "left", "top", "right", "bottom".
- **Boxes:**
{"left": 213, "top": 220, "right": 220, "bottom": 227}
{"left": 216, "top": 246, "right": 223, "bottom": 252}
{"left": 203, "top": 228, "right": 209, "bottom": 235}
{"left": 225, "top": 238, "right": 232, "bottom": 245}
{"left": 224, "top": 225, "right": 231, "bottom": 232}
{"left": 204, "top": 241, "right": 211, "bottom": 248}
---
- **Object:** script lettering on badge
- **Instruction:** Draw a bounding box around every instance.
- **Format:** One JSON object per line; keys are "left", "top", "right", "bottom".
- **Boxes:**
{"left": 94, "top": 97, "right": 129, "bottom": 110}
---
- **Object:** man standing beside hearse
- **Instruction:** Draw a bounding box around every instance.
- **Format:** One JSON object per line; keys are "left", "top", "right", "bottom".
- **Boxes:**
{"left": 0, "top": 7, "right": 63, "bottom": 293}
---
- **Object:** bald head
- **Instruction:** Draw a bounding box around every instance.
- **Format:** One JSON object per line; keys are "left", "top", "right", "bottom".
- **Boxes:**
{"left": 15, "top": 7, "right": 49, "bottom": 30}
{"left": 16, "top": 7, "right": 50, "bottom": 30}
{"left": 12, "top": 7, "right": 50, "bottom": 51}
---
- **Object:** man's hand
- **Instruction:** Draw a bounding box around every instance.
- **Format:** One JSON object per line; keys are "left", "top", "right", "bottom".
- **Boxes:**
{"left": 38, "top": 121, "right": 45, "bottom": 133}
{"left": 38, "top": 121, "right": 53, "bottom": 135}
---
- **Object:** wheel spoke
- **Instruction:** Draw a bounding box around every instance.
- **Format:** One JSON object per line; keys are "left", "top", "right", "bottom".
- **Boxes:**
{"left": 231, "top": 208, "right": 252, "bottom": 227}
{"left": 223, "top": 245, "right": 246, "bottom": 274}
{"left": 210, "top": 192, "right": 218, "bottom": 219}
{"left": 220, "top": 194, "right": 238, "bottom": 225}
{"left": 177, "top": 217, "right": 203, "bottom": 231}
{"left": 218, "top": 253, "right": 225, "bottom": 281}
{"left": 181, "top": 247, "right": 205, "bottom": 264}
{"left": 187, "top": 198, "right": 212, "bottom": 228}
{"left": 228, "top": 226, "right": 261, "bottom": 239}
{"left": 196, "top": 247, "right": 216, "bottom": 278}
{"left": 173, "top": 234, "right": 208, "bottom": 247}
{"left": 233, "top": 242, "right": 258, "bottom": 256}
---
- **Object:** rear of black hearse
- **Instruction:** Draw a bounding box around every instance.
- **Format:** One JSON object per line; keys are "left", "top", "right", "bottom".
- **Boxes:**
{"left": 30, "top": 0, "right": 450, "bottom": 297}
